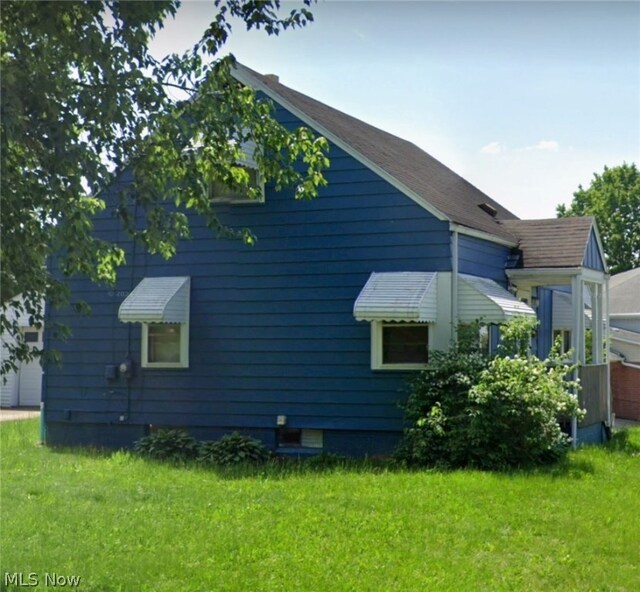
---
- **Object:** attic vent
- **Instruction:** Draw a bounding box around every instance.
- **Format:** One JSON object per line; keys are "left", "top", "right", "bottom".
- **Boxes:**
{"left": 264, "top": 74, "right": 279, "bottom": 84}
{"left": 478, "top": 202, "right": 498, "bottom": 217}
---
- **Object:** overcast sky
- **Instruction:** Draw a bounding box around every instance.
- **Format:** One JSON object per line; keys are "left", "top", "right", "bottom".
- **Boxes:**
{"left": 150, "top": 0, "right": 640, "bottom": 219}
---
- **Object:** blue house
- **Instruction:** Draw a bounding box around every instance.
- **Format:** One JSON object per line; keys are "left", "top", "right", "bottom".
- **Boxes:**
{"left": 42, "top": 64, "right": 611, "bottom": 454}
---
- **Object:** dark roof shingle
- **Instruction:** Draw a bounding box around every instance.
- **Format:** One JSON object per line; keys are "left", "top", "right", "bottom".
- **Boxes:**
{"left": 238, "top": 65, "right": 519, "bottom": 243}
{"left": 501, "top": 217, "right": 595, "bottom": 269}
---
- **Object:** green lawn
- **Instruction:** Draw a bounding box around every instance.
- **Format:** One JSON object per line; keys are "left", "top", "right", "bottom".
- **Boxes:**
{"left": 1, "top": 419, "right": 639, "bottom": 591}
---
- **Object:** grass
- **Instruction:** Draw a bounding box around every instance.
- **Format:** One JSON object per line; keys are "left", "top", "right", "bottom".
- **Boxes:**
{"left": 1, "top": 420, "right": 639, "bottom": 591}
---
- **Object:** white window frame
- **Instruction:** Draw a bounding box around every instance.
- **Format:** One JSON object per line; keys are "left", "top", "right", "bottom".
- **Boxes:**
{"left": 276, "top": 428, "right": 324, "bottom": 449}
{"left": 141, "top": 323, "right": 189, "bottom": 369}
{"left": 209, "top": 165, "right": 265, "bottom": 204}
{"left": 553, "top": 329, "right": 572, "bottom": 355}
{"left": 371, "top": 321, "right": 430, "bottom": 371}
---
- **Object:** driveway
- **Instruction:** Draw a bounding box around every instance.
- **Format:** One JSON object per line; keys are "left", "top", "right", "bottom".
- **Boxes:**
{"left": 0, "top": 408, "right": 41, "bottom": 422}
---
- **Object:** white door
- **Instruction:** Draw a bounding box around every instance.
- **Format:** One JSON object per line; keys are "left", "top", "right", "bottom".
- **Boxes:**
{"left": 18, "top": 329, "right": 43, "bottom": 406}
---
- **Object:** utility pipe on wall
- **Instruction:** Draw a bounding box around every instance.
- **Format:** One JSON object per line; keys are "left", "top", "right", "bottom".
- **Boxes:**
{"left": 605, "top": 275, "right": 612, "bottom": 425}
{"left": 451, "top": 229, "right": 459, "bottom": 344}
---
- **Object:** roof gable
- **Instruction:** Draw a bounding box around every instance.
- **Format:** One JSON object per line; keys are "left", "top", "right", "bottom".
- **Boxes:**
{"left": 233, "top": 64, "right": 519, "bottom": 244}
{"left": 501, "top": 217, "right": 604, "bottom": 270}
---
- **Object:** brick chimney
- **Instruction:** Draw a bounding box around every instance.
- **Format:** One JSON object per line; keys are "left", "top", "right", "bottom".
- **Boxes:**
{"left": 264, "top": 74, "right": 279, "bottom": 84}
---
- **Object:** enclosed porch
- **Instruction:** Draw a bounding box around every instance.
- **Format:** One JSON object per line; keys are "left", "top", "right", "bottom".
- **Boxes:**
{"left": 503, "top": 217, "right": 610, "bottom": 445}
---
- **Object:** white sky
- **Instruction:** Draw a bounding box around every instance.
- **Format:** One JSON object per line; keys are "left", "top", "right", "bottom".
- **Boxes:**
{"left": 150, "top": 0, "right": 640, "bottom": 219}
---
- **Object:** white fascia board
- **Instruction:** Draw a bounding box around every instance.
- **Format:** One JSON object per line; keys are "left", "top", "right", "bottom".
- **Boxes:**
{"left": 507, "top": 267, "right": 607, "bottom": 288}
{"left": 610, "top": 313, "right": 640, "bottom": 319}
{"left": 232, "top": 64, "right": 450, "bottom": 224}
{"left": 506, "top": 268, "right": 581, "bottom": 287}
{"left": 449, "top": 223, "right": 518, "bottom": 248}
{"left": 507, "top": 267, "right": 582, "bottom": 278}
{"left": 581, "top": 267, "right": 608, "bottom": 283}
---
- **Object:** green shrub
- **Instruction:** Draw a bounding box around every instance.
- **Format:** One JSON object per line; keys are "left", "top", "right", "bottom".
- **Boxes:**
{"left": 467, "top": 351, "right": 584, "bottom": 469}
{"left": 394, "top": 347, "right": 488, "bottom": 468}
{"left": 396, "top": 316, "right": 585, "bottom": 470}
{"left": 134, "top": 429, "right": 199, "bottom": 462}
{"left": 197, "top": 432, "right": 271, "bottom": 466}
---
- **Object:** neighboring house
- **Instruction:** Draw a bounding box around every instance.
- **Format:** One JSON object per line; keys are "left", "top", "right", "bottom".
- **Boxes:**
{"left": 608, "top": 268, "right": 640, "bottom": 421}
{"left": 1, "top": 297, "right": 44, "bottom": 408}
{"left": 42, "top": 65, "right": 611, "bottom": 454}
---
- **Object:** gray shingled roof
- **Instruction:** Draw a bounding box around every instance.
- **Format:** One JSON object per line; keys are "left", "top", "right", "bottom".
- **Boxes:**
{"left": 237, "top": 65, "right": 519, "bottom": 243}
{"left": 609, "top": 268, "right": 640, "bottom": 315}
{"left": 500, "top": 217, "right": 595, "bottom": 269}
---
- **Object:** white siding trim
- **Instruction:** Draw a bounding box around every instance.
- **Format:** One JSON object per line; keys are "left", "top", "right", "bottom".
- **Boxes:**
{"left": 449, "top": 223, "right": 518, "bottom": 248}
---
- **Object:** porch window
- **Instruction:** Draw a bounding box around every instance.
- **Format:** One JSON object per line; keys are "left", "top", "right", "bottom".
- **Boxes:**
{"left": 553, "top": 329, "right": 572, "bottom": 355}
{"left": 372, "top": 321, "right": 429, "bottom": 370}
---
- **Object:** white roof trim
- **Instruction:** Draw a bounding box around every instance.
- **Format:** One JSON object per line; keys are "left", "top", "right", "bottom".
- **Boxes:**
{"left": 231, "top": 64, "right": 451, "bottom": 224}
{"left": 459, "top": 274, "right": 536, "bottom": 323}
{"left": 450, "top": 223, "right": 518, "bottom": 248}
{"left": 119, "top": 277, "right": 190, "bottom": 324}
{"left": 354, "top": 272, "right": 438, "bottom": 322}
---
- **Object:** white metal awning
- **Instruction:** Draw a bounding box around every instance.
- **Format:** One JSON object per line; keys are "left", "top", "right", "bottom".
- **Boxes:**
{"left": 458, "top": 274, "right": 535, "bottom": 323}
{"left": 353, "top": 272, "right": 438, "bottom": 322}
{"left": 118, "top": 277, "right": 190, "bottom": 324}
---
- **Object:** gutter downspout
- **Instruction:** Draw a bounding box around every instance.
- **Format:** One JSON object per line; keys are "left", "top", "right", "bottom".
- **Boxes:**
{"left": 41, "top": 292, "right": 50, "bottom": 444}
{"left": 451, "top": 229, "right": 459, "bottom": 344}
{"left": 605, "top": 275, "right": 611, "bottom": 426}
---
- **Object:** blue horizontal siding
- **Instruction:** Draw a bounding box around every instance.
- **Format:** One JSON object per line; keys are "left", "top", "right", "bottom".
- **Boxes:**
{"left": 457, "top": 234, "right": 511, "bottom": 285}
{"left": 44, "top": 96, "right": 451, "bottom": 452}
{"left": 584, "top": 228, "right": 605, "bottom": 271}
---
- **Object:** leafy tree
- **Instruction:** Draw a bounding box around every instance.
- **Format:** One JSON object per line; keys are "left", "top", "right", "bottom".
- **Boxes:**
{"left": 557, "top": 163, "right": 640, "bottom": 274}
{"left": 1, "top": 1, "right": 328, "bottom": 374}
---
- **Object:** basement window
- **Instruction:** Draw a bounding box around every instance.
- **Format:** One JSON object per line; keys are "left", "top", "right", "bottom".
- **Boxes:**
{"left": 277, "top": 428, "right": 324, "bottom": 449}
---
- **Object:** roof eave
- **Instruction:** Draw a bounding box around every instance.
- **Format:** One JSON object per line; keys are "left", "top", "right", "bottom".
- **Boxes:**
{"left": 450, "top": 222, "right": 518, "bottom": 247}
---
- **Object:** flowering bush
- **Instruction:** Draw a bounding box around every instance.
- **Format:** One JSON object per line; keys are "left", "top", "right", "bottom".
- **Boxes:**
{"left": 394, "top": 346, "right": 487, "bottom": 468}
{"left": 467, "top": 351, "right": 584, "bottom": 469}
{"left": 395, "top": 316, "right": 585, "bottom": 470}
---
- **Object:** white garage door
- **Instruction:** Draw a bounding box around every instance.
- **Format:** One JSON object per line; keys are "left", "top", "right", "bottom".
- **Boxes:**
{"left": 18, "top": 329, "right": 43, "bottom": 407}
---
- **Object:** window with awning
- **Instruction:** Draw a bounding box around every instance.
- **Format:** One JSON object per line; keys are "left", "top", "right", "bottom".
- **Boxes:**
{"left": 353, "top": 271, "right": 535, "bottom": 370}
{"left": 118, "top": 277, "right": 190, "bottom": 368}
